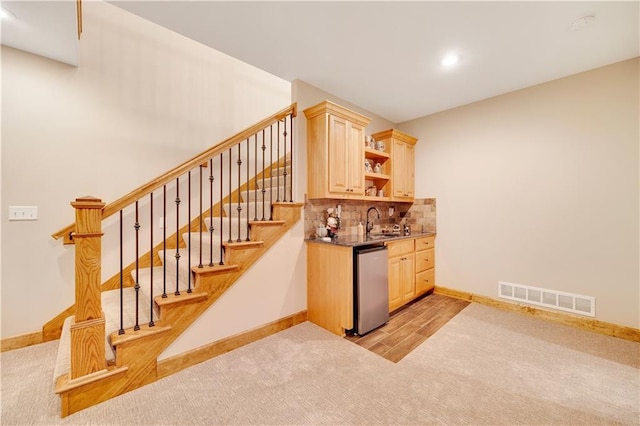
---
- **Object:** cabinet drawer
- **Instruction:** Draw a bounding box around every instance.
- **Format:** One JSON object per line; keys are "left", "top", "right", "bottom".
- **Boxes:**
{"left": 415, "top": 235, "right": 435, "bottom": 251}
{"left": 416, "top": 268, "right": 435, "bottom": 295}
{"left": 387, "top": 239, "right": 414, "bottom": 257}
{"left": 415, "top": 248, "right": 434, "bottom": 273}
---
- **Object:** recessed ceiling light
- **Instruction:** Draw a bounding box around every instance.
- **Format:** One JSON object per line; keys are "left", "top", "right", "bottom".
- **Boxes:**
{"left": 1, "top": 7, "right": 16, "bottom": 20}
{"left": 441, "top": 53, "right": 460, "bottom": 68}
{"left": 570, "top": 15, "right": 595, "bottom": 31}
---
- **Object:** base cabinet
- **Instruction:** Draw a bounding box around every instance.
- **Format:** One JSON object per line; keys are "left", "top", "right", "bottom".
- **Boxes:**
{"left": 306, "top": 234, "right": 436, "bottom": 335}
{"left": 388, "top": 235, "right": 436, "bottom": 312}
{"left": 306, "top": 243, "right": 354, "bottom": 336}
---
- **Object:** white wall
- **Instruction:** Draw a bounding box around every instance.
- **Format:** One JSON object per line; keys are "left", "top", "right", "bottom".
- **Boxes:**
{"left": 1, "top": 0, "right": 294, "bottom": 339}
{"left": 399, "top": 58, "right": 639, "bottom": 328}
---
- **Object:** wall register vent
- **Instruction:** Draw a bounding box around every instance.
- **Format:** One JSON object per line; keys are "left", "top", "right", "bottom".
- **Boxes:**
{"left": 498, "top": 281, "right": 595, "bottom": 317}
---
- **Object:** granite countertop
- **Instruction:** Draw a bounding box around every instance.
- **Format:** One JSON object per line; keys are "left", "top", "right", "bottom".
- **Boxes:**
{"left": 305, "top": 231, "right": 436, "bottom": 247}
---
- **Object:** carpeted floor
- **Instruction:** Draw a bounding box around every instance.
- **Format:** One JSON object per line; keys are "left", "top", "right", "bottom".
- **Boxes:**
{"left": 1, "top": 303, "right": 638, "bottom": 425}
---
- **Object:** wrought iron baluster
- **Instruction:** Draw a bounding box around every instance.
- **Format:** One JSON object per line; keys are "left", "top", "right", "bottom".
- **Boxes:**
{"left": 276, "top": 121, "right": 281, "bottom": 202}
{"left": 219, "top": 153, "right": 224, "bottom": 264}
{"left": 175, "top": 178, "right": 181, "bottom": 296}
{"left": 162, "top": 185, "right": 167, "bottom": 298}
{"left": 228, "top": 149, "right": 232, "bottom": 244}
{"left": 253, "top": 134, "right": 258, "bottom": 222}
{"left": 149, "top": 193, "right": 154, "bottom": 327}
{"left": 208, "top": 158, "right": 214, "bottom": 267}
{"left": 289, "top": 113, "right": 294, "bottom": 202}
{"left": 187, "top": 171, "right": 192, "bottom": 294}
{"left": 118, "top": 210, "right": 124, "bottom": 335}
{"left": 269, "top": 125, "right": 274, "bottom": 220}
{"left": 246, "top": 137, "right": 251, "bottom": 241}
{"left": 199, "top": 166, "right": 203, "bottom": 269}
{"left": 134, "top": 201, "right": 140, "bottom": 331}
{"left": 236, "top": 143, "right": 243, "bottom": 243}
{"left": 261, "top": 129, "right": 266, "bottom": 221}
{"left": 283, "top": 116, "right": 288, "bottom": 204}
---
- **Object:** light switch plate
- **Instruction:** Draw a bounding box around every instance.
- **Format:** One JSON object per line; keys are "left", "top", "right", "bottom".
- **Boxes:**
{"left": 9, "top": 206, "right": 38, "bottom": 221}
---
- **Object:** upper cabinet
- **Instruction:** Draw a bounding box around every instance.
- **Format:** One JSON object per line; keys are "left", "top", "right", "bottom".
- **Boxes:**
{"left": 304, "top": 101, "right": 371, "bottom": 199}
{"left": 371, "top": 129, "right": 418, "bottom": 202}
{"left": 304, "top": 101, "right": 418, "bottom": 202}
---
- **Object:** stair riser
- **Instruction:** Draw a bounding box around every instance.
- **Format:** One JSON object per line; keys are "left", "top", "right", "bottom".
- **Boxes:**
{"left": 202, "top": 218, "right": 250, "bottom": 240}
{"left": 255, "top": 175, "right": 292, "bottom": 190}
{"left": 263, "top": 165, "right": 290, "bottom": 177}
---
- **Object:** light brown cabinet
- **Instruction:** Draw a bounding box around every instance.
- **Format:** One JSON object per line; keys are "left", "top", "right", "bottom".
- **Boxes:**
{"left": 371, "top": 129, "right": 417, "bottom": 202}
{"left": 304, "top": 101, "right": 371, "bottom": 199}
{"left": 388, "top": 235, "right": 436, "bottom": 312}
{"left": 415, "top": 235, "right": 435, "bottom": 296}
{"left": 387, "top": 239, "right": 415, "bottom": 312}
{"left": 306, "top": 242, "right": 354, "bottom": 336}
{"left": 305, "top": 101, "right": 418, "bottom": 202}
{"left": 306, "top": 234, "right": 435, "bottom": 336}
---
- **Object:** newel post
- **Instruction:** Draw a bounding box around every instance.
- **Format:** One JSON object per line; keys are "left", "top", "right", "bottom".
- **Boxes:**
{"left": 69, "top": 196, "right": 107, "bottom": 379}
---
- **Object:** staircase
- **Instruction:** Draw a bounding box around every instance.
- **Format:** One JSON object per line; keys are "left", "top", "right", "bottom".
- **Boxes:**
{"left": 48, "top": 104, "right": 302, "bottom": 417}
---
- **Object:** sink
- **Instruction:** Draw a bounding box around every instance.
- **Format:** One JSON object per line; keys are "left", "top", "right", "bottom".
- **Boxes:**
{"left": 367, "top": 233, "right": 397, "bottom": 240}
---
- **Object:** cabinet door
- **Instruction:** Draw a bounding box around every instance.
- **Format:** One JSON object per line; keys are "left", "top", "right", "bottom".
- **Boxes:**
{"left": 392, "top": 140, "right": 415, "bottom": 200}
{"left": 404, "top": 142, "right": 415, "bottom": 198}
{"left": 400, "top": 255, "right": 415, "bottom": 302}
{"left": 388, "top": 256, "right": 403, "bottom": 312}
{"left": 348, "top": 123, "right": 365, "bottom": 196}
{"left": 328, "top": 115, "right": 350, "bottom": 195}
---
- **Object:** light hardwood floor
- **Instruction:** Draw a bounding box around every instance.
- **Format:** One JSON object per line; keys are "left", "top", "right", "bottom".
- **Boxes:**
{"left": 345, "top": 293, "right": 470, "bottom": 362}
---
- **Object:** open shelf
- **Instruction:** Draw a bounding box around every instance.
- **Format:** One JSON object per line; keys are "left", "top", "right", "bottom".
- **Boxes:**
{"left": 364, "top": 172, "right": 390, "bottom": 180}
{"left": 364, "top": 147, "right": 390, "bottom": 160}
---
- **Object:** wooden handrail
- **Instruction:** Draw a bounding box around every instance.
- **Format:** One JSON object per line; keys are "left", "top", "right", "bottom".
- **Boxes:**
{"left": 52, "top": 103, "right": 297, "bottom": 241}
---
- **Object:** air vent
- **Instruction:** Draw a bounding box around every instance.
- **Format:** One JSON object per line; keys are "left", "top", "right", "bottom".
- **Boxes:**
{"left": 498, "top": 281, "right": 595, "bottom": 317}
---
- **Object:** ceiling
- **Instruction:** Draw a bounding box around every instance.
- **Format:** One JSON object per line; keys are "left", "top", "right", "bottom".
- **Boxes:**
{"left": 107, "top": 1, "right": 639, "bottom": 123}
{"left": 2, "top": 1, "right": 638, "bottom": 123}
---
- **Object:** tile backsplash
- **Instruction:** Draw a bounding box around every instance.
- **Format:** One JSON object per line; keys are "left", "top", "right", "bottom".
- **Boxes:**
{"left": 304, "top": 197, "right": 436, "bottom": 239}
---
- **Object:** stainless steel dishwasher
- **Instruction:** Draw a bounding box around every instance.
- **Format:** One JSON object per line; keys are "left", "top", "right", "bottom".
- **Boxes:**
{"left": 353, "top": 244, "right": 389, "bottom": 335}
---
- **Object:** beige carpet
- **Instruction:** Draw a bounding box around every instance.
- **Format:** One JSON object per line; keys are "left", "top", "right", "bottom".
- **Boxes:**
{"left": 2, "top": 303, "right": 638, "bottom": 425}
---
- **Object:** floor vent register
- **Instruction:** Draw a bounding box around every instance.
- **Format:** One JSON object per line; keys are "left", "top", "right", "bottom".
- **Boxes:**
{"left": 498, "top": 281, "right": 595, "bottom": 317}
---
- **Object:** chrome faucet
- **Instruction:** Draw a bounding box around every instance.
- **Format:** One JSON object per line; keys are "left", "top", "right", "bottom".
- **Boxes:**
{"left": 366, "top": 206, "right": 381, "bottom": 236}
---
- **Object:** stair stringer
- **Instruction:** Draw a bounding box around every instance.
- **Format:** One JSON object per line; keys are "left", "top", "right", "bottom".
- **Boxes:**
{"left": 55, "top": 202, "right": 303, "bottom": 417}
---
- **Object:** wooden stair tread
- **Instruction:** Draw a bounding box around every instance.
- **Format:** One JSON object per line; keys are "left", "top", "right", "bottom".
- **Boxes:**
{"left": 191, "top": 264, "right": 239, "bottom": 275}
{"left": 272, "top": 202, "right": 304, "bottom": 207}
{"left": 248, "top": 220, "right": 286, "bottom": 226}
{"left": 154, "top": 291, "right": 208, "bottom": 307}
{"left": 110, "top": 324, "right": 172, "bottom": 347}
{"left": 222, "top": 240, "right": 264, "bottom": 249}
